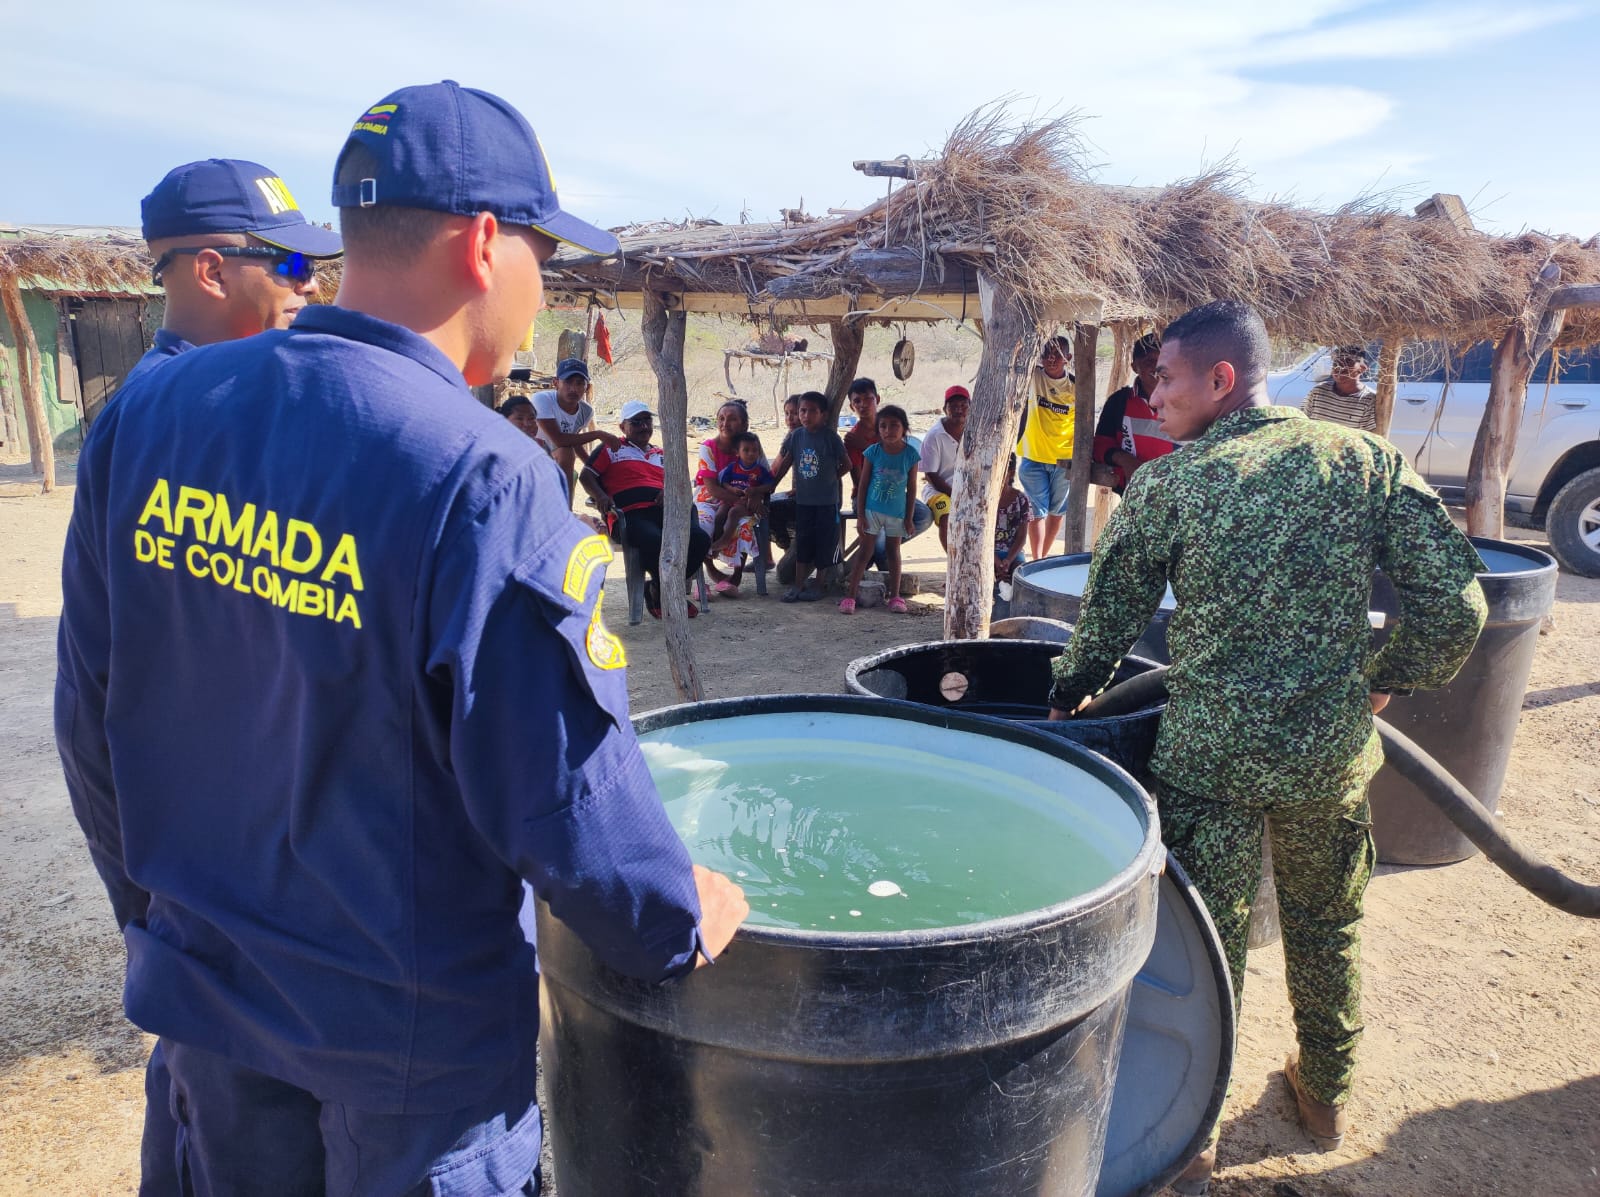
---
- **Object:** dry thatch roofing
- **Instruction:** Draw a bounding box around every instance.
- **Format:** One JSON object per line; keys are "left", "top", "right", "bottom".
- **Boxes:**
{"left": 0, "top": 224, "right": 160, "bottom": 297}
{"left": 545, "top": 107, "right": 1600, "bottom": 348}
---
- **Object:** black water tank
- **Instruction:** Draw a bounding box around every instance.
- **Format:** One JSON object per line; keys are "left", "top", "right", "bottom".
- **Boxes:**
{"left": 844, "top": 638, "right": 1281, "bottom": 950}
{"left": 1366, "top": 537, "right": 1558, "bottom": 865}
{"left": 1010, "top": 554, "right": 1173, "bottom": 663}
{"left": 538, "top": 696, "right": 1164, "bottom": 1197}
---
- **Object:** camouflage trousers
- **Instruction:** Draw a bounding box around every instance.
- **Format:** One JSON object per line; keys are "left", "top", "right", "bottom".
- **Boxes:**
{"left": 1158, "top": 778, "right": 1377, "bottom": 1112}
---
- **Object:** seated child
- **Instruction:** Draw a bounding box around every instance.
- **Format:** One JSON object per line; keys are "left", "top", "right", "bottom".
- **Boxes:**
{"left": 710, "top": 432, "right": 777, "bottom": 572}
{"left": 995, "top": 455, "right": 1032, "bottom": 583}
{"left": 841, "top": 405, "right": 919, "bottom": 614}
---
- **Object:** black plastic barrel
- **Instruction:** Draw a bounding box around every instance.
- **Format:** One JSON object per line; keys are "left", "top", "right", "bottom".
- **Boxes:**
{"left": 844, "top": 638, "right": 1281, "bottom": 951}
{"left": 844, "top": 637, "right": 1164, "bottom": 780}
{"left": 1366, "top": 537, "right": 1559, "bottom": 865}
{"left": 1011, "top": 554, "right": 1173, "bottom": 663}
{"left": 537, "top": 695, "right": 1163, "bottom": 1197}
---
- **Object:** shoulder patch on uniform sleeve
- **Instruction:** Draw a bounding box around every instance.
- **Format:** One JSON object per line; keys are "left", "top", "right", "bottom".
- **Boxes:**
{"left": 563, "top": 534, "right": 613, "bottom": 603}
{"left": 585, "top": 601, "right": 627, "bottom": 671}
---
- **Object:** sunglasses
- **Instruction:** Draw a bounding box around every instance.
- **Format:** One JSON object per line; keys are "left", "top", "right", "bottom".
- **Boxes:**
{"left": 152, "top": 246, "right": 317, "bottom": 285}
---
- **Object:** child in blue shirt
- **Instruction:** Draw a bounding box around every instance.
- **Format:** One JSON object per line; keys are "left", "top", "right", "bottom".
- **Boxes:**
{"left": 841, "top": 405, "right": 919, "bottom": 613}
{"left": 772, "top": 392, "right": 850, "bottom": 602}
{"left": 710, "top": 432, "right": 776, "bottom": 568}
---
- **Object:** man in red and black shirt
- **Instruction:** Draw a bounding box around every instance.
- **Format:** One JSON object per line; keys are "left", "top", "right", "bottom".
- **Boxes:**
{"left": 582, "top": 400, "right": 711, "bottom": 617}
{"left": 1093, "top": 332, "right": 1177, "bottom": 493}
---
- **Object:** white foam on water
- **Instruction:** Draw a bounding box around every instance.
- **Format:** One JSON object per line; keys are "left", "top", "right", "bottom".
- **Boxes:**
{"left": 849, "top": 910, "right": 862, "bottom": 917}
{"left": 868, "top": 880, "right": 903, "bottom": 898}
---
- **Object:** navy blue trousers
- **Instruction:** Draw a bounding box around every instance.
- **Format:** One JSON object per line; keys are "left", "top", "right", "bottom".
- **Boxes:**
{"left": 140, "top": 1039, "right": 541, "bottom": 1196}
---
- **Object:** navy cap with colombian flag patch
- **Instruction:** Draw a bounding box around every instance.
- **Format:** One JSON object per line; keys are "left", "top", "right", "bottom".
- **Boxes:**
{"left": 140, "top": 159, "right": 343, "bottom": 257}
{"left": 330, "top": 80, "right": 620, "bottom": 256}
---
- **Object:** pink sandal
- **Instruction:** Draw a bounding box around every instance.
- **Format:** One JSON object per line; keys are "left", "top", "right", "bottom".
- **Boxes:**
{"left": 838, "top": 597, "right": 857, "bottom": 614}
{"left": 714, "top": 579, "right": 738, "bottom": 596}
{"left": 886, "top": 597, "right": 908, "bottom": 613}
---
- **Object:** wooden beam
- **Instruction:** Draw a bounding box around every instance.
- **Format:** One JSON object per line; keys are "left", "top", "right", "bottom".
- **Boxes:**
{"left": 641, "top": 289, "right": 703, "bottom": 702}
{"left": 1547, "top": 283, "right": 1600, "bottom": 311}
{"left": 822, "top": 318, "right": 865, "bottom": 426}
{"left": 1373, "top": 341, "right": 1400, "bottom": 439}
{"left": 1061, "top": 324, "right": 1100, "bottom": 554}
{"left": 944, "top": 274, "right": 1037, "bottom": 641}
{"left": 766, "top": 248, "right": 979, "bottom": 301}
{"left": 546, "top": 288, "right": 986, "bottom": 323}
{"left": 852, "top": 158, "right": 932, "bottom": 179}
{"left": 1466, "top": 262, "right": 1565, "bottom": 538}
{"left": 0, "top": 274, "right": 54, "bottom": 492}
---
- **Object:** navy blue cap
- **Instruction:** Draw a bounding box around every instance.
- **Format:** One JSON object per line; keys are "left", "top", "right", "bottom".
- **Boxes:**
{"left": 556, "top": 357, "right": 590, "bottom": 381}
{"left": 331, "top": 81, "right": 620, "bottom": 256}
{"left": 141, "top": 160, "right": 343, "bottom": 257}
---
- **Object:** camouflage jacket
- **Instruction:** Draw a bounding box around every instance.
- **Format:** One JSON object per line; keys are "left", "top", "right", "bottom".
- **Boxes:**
{"left": 1048, "top": 406, "right": 1488, "bottom": 802}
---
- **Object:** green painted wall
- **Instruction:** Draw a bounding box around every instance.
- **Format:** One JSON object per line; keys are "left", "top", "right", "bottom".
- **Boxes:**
{"left": 0, "top": 293, "right": 84, "bottom": 457}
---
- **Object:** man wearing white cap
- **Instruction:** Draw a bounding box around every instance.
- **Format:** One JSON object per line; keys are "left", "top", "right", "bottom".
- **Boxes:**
{"left": 582, "top": 400, "right": 712, "bottom": 618}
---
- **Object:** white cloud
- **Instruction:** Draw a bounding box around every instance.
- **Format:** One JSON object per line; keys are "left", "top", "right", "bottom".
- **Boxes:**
{"left": 1244, "top": 3, "right": 1582, "bottom": 64}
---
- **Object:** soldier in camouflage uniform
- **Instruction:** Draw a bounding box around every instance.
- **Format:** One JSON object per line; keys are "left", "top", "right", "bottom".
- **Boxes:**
{"left": 1046, "top": 301, "right": 1486, "bottom": 1192}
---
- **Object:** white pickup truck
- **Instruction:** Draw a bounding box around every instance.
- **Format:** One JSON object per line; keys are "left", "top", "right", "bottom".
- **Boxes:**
{"left": 1268, "top": 343, "right": 1600, "bottom": 575}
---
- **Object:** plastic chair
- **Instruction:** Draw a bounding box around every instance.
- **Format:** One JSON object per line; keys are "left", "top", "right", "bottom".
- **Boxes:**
{"left": 613, "top": 511, "right": 711, "bottom": 626}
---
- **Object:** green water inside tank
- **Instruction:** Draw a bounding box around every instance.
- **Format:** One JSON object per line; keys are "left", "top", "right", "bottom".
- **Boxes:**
{"left": 643, "top": 736, "right": 1129, "bottom": 932}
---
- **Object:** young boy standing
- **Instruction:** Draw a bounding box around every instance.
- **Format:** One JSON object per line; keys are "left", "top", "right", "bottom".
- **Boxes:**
{"left": 533, "top": 357, "right": 620, "bottom": 508}
{"left": 772, "top": 391, "right": 849, "bottom": 602}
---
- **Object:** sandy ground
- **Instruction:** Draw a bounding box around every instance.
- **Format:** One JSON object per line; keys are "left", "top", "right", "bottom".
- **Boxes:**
{"left": 2, "top": 460, "right": 1597, "bottom": 1195}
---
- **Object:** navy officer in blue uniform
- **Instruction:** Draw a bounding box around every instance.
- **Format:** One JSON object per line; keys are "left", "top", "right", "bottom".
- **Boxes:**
{"left": 128, "top": 158, "right": 343, "bottom": 388}
{"left": 57, "top": 80, "right": 748, "bottom": 1196}
{"left": 122, "top": 157, "right": 342, "bottom": 1196}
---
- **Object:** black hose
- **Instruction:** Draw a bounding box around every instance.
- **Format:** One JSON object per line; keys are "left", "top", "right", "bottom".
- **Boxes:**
{"left": 1074, "top": 666, "right": 1600, "bottom": 918}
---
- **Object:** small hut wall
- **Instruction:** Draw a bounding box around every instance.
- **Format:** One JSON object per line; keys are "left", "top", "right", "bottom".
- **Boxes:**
{"left": 0, "top": 289, "right": 82, "bottom": 457}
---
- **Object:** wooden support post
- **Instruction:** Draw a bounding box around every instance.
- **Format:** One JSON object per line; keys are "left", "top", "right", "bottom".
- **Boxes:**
{"left": 822, "top": 317, "right": 865, "bottom": 425}
{"left": 1061, "top": 323, "right": 1099, "bottom": 554}
{"left": 1373, "top": 341, "right": 1400, "bottom": 439}
{"left": 944, "top": 275, "right": 1037, "bottom": 641}
{"left": 1466, "top": 263, "right": 1565, "bottom": 538}
{"left": 641, "top": 290, "right": 703, "bottom": 701}
{"left": 1092, "top": 325, "right": 1133, "bottom": 545}
{"left": 55, "top": 301, "right": 83, "bottom": 433}
{"left": 1105, "top": 324, "right": 1134, "bottom": 395}
{"left": 0, "top": 336, "right": 18, "bottom": 451}
{"left": 0, "top": 274, "right": 54, "bottom": 492}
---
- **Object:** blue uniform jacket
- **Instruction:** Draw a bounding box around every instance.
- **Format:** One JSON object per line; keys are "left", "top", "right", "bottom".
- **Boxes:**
{"left": 118, "top": 327, "right": 195, "bottom": 391}
{"left": 57, "top": 305, "right": 704, "bottom": 1114}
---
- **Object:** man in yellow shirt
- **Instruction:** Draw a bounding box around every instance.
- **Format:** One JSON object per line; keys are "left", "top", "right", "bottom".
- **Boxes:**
{"left": 1016, "top": 334, "right": 1076, "bottom": 558}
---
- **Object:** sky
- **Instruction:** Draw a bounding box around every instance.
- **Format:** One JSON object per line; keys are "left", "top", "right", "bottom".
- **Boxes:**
{"left": 3, "top": 0, "right": 1597, "bottom": 239}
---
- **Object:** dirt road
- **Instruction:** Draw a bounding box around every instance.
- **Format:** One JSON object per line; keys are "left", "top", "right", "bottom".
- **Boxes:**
{"left": 3, "top": 478, "right": 1596, "bottom": 1196}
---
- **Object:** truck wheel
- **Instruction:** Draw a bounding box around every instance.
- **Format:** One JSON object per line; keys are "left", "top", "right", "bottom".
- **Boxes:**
{"left": 1546, "top": 466, "right": 1600, "bottom": 577}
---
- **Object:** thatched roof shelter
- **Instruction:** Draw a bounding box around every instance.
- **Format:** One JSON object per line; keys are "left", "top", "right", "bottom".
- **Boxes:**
{"left": 0, "top": 224, "right": 158, "bottom": 298}
{"left": 0, "top": 224, "right": 163, "bottom": 490}
{"left": 540, "top": 109, "right": 1600, "bottom": 668}
{"left": 543, "top": 111, "right": 1600, "bottom": 350}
